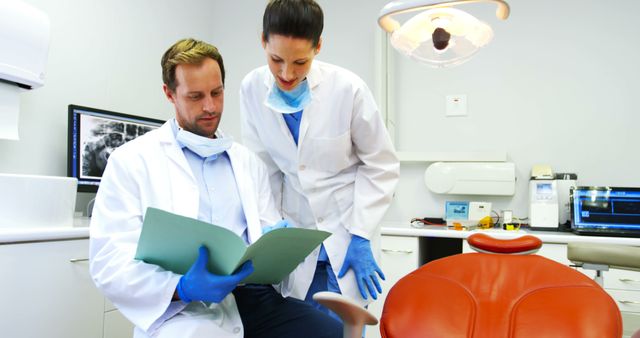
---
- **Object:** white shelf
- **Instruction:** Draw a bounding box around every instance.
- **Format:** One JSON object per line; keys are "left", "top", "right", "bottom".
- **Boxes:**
{"left": 397, "top": 151, "right": 508, "bottom": 163}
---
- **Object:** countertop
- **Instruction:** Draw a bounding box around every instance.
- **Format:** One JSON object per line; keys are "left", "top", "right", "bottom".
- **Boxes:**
{"left": 5, "top": 218, "right": 639, "bottom": 246}
{"left": 0, "top": 217, "right": 90, "bottom": 244}
{"left": 381, "top": 223, "right": 640, "bottom": 246}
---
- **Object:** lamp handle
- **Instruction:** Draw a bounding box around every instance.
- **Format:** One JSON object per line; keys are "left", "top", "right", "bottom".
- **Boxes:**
{"left": 378, "top": 0, "right": 510, "bottom": 33}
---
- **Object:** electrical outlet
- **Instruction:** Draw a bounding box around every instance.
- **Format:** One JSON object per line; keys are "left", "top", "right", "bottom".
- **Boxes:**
{"left": 446, "top": 94, "right": 467, "bottom": 117}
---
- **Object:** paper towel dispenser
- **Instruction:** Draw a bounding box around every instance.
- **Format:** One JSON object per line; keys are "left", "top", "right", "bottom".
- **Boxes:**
{"left": 424, "top": 162, "right": 516, "bottom": 195}
{"left": 0, "top": 0, "right": 50, "bottom": 89}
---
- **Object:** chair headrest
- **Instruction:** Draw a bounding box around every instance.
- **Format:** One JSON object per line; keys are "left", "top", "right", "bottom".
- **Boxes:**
{"left": 468, "top": 233, "right": 542, "bottom": 254}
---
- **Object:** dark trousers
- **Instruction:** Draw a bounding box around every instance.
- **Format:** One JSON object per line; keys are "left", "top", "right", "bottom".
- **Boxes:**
{"left": 233, "top": 285, "right": 343, "bottom": 338}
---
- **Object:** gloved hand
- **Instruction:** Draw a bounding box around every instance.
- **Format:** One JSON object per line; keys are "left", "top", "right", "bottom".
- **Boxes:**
{"left": 177, "top": 245, "right": 254, "bottom": 303}
{"left": 338, "top": 235, "right": 385, "bottom": 300}
{"left": 261, "top": 219, "right": 291, "bottom": 234}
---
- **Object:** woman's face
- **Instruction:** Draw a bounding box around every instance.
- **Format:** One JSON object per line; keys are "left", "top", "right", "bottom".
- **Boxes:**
{"left": 262, "top": 34, "right": 321, "bottom": 91}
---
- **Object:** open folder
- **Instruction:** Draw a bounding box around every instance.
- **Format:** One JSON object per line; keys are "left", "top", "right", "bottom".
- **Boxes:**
{"left": 135, "top": 207, "right": 330, "bottom": 284}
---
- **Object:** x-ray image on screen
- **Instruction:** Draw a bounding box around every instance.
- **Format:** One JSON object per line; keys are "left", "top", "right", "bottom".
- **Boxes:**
{"left": 79, "top": 115, "right": 156, "bottom": 179}
{"left": 68, "top": 105, "right": 165, "bottom": 192}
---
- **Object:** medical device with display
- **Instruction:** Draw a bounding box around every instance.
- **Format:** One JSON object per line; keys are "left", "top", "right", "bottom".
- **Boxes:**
{"left": 529, "top": 180, "right": 559, "bottom": 229}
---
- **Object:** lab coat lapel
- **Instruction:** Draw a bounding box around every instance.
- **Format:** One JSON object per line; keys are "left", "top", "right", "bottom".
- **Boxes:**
{"left": 297, "top": 64, "right": 322, "bottom": 148}
{"left": 157, "top": 123, "right": 198, "bottom": 217}
{"left": 226, "top": 145, "right": 261, "bottom": 244}
{"left": 262, "top": 75, "right": 299, "bottom": 159}
{"left": 297, "top": 99, "right": 313, "bottom": 149}
{"left": 158, "top": 124, "right": 193, "bottom": 179}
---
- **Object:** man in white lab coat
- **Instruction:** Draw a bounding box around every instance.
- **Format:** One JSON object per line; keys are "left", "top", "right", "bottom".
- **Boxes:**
{"left": 240, "top": 0, "right": 400, "bottom": 317}
{"left": 89, "top": 38, "right": 342, "bottom": 338}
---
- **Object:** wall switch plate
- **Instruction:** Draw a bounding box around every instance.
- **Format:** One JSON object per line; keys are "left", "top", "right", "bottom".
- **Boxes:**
{"left": 446, "top": 94, "right": 467, "bottom": 117}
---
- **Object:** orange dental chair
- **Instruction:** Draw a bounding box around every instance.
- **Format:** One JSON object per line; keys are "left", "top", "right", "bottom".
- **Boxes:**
{"left": 315, "top": 233, "right": 623, "bottom": 338}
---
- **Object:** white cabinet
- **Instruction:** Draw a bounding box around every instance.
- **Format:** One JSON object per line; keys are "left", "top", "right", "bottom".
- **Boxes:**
{"left": 0, "top": 239, "right": 104, "bottom": 338}
{"left": 104, "top": 299, "right": 134, "bottom": 338}
{"left": 600, "top": 269, "right": 640, "bottom": 337}
{"left": 104, "top": 309, "right": 134, "bottom": 338}
{"left": 366, "top": 235, "right": 419, "bottom": 338}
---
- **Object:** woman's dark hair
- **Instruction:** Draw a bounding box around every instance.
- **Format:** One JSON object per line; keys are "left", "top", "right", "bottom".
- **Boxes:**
{"left": 263, "top": 0, "right": 324, "bottom": 47}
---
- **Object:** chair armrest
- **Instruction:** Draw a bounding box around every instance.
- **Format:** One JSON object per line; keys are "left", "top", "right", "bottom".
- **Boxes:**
{"left": 313, "top": 291, "right": 378, "bottom": 338}
{"left": 568, "top": 242, "right": 640, "bottom": 270}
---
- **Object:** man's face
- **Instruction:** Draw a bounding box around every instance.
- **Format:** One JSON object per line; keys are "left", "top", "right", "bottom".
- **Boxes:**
{"left": 163, "top": 58, "right": 224, "bottom": 138}
{"left": 262, "top": 34, "right": 320, "bottom": 91}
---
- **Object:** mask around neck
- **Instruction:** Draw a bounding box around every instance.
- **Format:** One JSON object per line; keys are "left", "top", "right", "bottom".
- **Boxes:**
{"left": 265, "top": 79, "right": 312, "bottom": 114}
{"left": 176, "top": 128, "right": 233, "bottom": 158}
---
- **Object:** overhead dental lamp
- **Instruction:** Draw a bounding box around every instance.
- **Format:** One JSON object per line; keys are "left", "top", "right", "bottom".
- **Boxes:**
{"left": 378, "top": 0, "right": 510, "bottom": 67}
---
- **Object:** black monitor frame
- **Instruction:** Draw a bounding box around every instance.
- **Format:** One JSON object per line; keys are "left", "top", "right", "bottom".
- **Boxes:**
{"left": 67, "top": 104, "right": 164, "bottom": 192}
{"left": 570, "top": 186, "right": 640, "bottom": 233}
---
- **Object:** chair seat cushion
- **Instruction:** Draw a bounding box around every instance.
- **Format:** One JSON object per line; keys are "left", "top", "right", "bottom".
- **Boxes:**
{"left": 380, "top": 253, "right": 622, "bottom": 338}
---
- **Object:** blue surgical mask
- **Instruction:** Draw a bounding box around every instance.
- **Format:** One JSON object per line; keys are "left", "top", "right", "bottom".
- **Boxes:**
{"left": 176, "top": 129, "right": 233, "bottom": 158}
{"left": 265, "top": 79, "right": 312, "bottom": 114}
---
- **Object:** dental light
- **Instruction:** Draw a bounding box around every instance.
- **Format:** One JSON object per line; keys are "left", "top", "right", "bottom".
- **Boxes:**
{"left": 378, "top": 0, "right": 510, "bottom": 67}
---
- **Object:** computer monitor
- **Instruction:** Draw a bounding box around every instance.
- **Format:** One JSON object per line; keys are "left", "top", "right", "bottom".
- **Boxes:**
{"left": 67, "top": 104, "right": 164, "bottom": 192}
{"left": 570, "top": 186, "right": 640, "bottom": 237}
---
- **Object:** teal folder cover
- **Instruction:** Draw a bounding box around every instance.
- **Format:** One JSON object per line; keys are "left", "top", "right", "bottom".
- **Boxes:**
{"left": 135, "top": 207, "right": 330, "bottom": 284}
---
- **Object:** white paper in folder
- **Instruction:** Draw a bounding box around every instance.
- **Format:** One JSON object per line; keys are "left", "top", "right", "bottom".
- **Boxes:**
{"left": 0, "top": 81, "right": 21, "bottom": 140}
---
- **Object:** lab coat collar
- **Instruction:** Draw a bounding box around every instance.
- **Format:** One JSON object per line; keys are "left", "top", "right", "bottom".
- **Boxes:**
{"left": 258, "top": 63, "right": 322, "bottom": 156}
{"left": 161, "top": 121, "right": 255, "bottom": 242}
{"left": 306, "top": 62, "right": 322, "bottom": 89}
{"left": 157, "top": 121, "right": 233, "bottom": 178}
{"left": 158, "top": 121, "right": 242, "bottom": 219}
{"left": 158, "top": 121, "right": 194, "bottom": 181}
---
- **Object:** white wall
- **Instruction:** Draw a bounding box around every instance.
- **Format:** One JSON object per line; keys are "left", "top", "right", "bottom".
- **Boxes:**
{"left": 2, "top": 0, "right": 639, "bottom": 222}
{"left": 384, "top": 0, "right": 640, "bottom": 221}
{"left": 0, "top": 0, "right": 390, "bottom": 212}
{"left": 1, "top": 0, "right": 230, "bottom": 175}
{"left": 0, "top": 0, "right": 243, "bottom": 210}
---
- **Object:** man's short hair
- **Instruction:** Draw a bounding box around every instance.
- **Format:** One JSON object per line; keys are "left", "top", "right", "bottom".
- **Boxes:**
{"left": 161, "top": 38, "right": 225, "bottom": 91}
{"left": 263, "top": 0, "right": 324, "bottom": 47}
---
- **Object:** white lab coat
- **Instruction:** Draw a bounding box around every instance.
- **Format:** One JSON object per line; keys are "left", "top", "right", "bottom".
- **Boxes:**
{"left": 240, "top": 60, "right": 400, "bottom": 307}
{"left": 89, "top": 122, "right": 284, "bottom": 337}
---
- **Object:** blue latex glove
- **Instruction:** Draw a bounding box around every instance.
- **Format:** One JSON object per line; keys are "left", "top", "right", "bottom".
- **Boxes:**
{"left": 261, "top": 219, "right": 290, "bottom": 234}
{"left": 177, "top": 245, "right": 254, "bottom": 303}
{"left": 338, "top": 235, "right": 385, "bottom": 300}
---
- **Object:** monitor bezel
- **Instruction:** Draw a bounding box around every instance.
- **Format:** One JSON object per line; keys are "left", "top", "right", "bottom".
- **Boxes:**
{"left": 569, "top": 186, "right": 640, "bottom": 231}
{"left": 67, "top": 104, "right": 165, "bottom": 193}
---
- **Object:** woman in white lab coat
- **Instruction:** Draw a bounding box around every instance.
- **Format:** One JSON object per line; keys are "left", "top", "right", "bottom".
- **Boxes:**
{"left": 240, "top": 0, "right": 400, "bottom": 312}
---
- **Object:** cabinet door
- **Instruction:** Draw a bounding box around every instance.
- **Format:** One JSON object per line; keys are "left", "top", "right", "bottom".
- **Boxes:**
{"left": 104, "top": 298, "right": 134, "bottom": 338}
{"left": 605, "top": 270, "right": 640, "bottom": 337}
{"left": 0, "top": 239, "right": 103, "bottom": 338}
{"left": 366, "top": 235, "right": 419, "bottom": 338}
{"left": 104, "top": 309, "right": 134, "bottom": 338}
{"left": 604, "top": 269, "right": 640, "bottom": 291}
{"left": 621, "top": 312, "right": 640, "bottom": 338}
